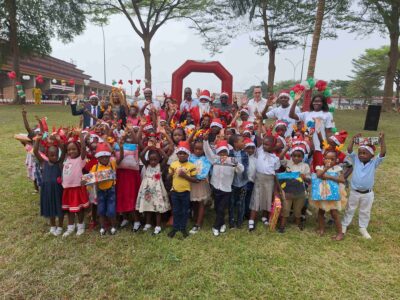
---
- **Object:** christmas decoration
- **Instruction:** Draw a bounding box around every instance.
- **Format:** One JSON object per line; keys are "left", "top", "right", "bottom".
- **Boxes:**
{"left": 7, "top": 71, "right": 16, "bottom": 80}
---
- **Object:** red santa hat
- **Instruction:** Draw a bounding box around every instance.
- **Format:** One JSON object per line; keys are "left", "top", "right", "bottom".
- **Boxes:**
{"left": 220, "top": 91, "right": 229, "bottom": 98}
{"left": 89, "top": 91, "right": 98, "bottom": 100}
{"left": 244, "top": 138, "right": 255, "bottom": 148}
{"left": 278, "top": 91, "right": 291, "bottom": 99}
{"left": 274, "top": 120, "right": 288, "bottom": 130}
{"left": 199, "top": 89, "right": 211, "bottom": 102}
{"left": 329, "top": 130, "right": 348, "bottom": 146}
{"left": 143, "top": 123, "right": 153, "bottom": 131}
{"left": 210, "top": 118, "right": 223, "bottom": 129}
{"left": 292, "top": 136, "right": 311, "bottom": 153}
{"left": 276, "top": 135, "right": 287, "bottom": 147}
{"left": 240, "top": 107, "right": 249, "bottom": 115}
{"left": 215, "top": 140, "right": 229, "bottom": 154}
{"left": 359, "top": 144, "right": 375, "bottom": 155}
{"left": 290, "top": 144, "right": 307, "bottom": 155}
{"left": 95, "top": 143, "right": 112, "bottom": 158}
{"left": 176, "top": 141, "right": 191, "bottom": 155}
{"left": 241, "top": 121, "right": 254, "bottom": 130}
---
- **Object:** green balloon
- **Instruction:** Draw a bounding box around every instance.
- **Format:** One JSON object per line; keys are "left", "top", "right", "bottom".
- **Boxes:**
{"left": 307, "top": 77, "right": 316, "bottom": 89}
{"left": 329, "top": 106, "right": 335, "bottom": 113}
{"left": 323, "top": 88, "right": 332, "bottom": 97}
{"left": 289, "top": 90, "right": 295, "bottom": 98}
{"left": 332, "top": 127, "right": 337, "bottom": 133}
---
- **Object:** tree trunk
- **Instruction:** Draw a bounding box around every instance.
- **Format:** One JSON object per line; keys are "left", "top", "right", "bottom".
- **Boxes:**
{"left": 395, "top": 74, "right": 400, "bottom": 108}
{"left": 382, "top": 31, "right": 399, "bottom": 112}
{"left": 6, "top": 0, "right": 23, "bottom": 104}
{"left": 302, "top": 0, "right": 325, "bottom": 111}
{"left": 267, "top": 46, "right": 276, "bottom": 96}
{"left": 141, "top": 36, "right": 152, "bottom": 89}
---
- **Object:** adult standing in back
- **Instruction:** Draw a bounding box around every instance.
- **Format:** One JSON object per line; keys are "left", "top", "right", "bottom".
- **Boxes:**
{"left": 289, "top": 93, "right": 334, "bottom": 171}
{"left": 180, "top": 87, "right": 199, "bottom": 112}
{"left": 261, "top": 91, "right": 301, "bottom": 137}
{"left": 70, "top": 92, "right": 103, "bottom": 128}
{"left": 247, "top": 86, "right": 267, "bottom": 122}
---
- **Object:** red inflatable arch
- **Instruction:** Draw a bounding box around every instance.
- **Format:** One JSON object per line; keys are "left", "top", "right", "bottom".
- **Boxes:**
{"left": 171, "top": 60, "right": 233, "bottom": 105}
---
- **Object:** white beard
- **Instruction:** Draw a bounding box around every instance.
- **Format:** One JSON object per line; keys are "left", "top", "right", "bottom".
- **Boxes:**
{"left": 198, "top": 102, "right": 210, "bottom": 115}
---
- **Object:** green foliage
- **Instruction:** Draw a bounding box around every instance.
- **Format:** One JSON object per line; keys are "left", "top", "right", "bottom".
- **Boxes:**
{"left": 347, "top": 46, "right": 400, "bottom": 99}
{"left": 329, "top": 79, "right": 351, "bottom": 96}
{"left": 0, "top": 0, "right": 87, "bottom": 65}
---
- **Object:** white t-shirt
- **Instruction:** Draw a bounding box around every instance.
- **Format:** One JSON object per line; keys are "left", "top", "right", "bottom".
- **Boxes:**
{"left": 255, "top": 147, "right": 280, "bottom": 175}
{"left": 297, "top": 111, "right": 333, "bottom": 151}
{"left": 266, "top": 105, "right": 301, "bottom": 137}
{"left": 137, "top": 99, "right": 161, "bottom": 116}
{"left": 248, "top": 98, "right": 267, "bottom": 121}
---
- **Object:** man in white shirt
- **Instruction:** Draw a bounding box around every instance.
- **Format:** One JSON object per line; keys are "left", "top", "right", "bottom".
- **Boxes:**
{"left": 137, "top": 88, "right": 161, "bottom": 115}
{"left": 180, "top": 87, "right": 199, "bottom": 111}
{"left": 247, "top": 86, "right": 267, "bottom": 121}
{"left": 262, "top": 92, "right": 301, "bottom": 137}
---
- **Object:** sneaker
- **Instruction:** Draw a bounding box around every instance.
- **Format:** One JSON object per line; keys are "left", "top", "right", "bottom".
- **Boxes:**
{"left": 181, "top": 230, "right": 189, "bottom": 238}
{"left": 220, "top": 224, "right": 226, "bottom": 233}
{"left": 110, "top": 227, "right": 117, "bottom": 235}
{"left": 120, "top": 219, "right": 129, "bottom": 228}
{"left": 189, "top": 225, "right": 200, "bottom": 234}
{"left": 359, "top": 228, "right": 372, "bottom": 239}
{"left": 49, "top": 226, "right": 57, "bottom": 236}
{"left": 143, "top": 224, "right": 152, "bottom": 231}
{"left": 55, "top": 227, "right": 63, "bottom": 236}
{"left": 62, "top": 224, "right": 75, "bottom": 237}
{"left": 153, "top": 226, "right": 162, "bottom": 235}
{"left": 229, "top": 223, "right": 236, "bottom": 229}
{"left": 262, "top": 217, "right": 269, "bottom": 226}
{"left": 132, "top": 222, "right": 141, "bottom": 232}
{"left": 342, "top": 225, "right": 347, "bottom": 234}
{"left": 100, "top": 227, "right": 106, "bottom": 236}
{"left": 278, "top": 227, "right": 285, "bottom": 234}
{"left": 212, "top": 227, "right": 220, "bottom": 236}
{"left": 76, "top": 223, "right": 85, "bottom": 236}
{"left": 168, "top": 229, "right": 178, "bottom": 238}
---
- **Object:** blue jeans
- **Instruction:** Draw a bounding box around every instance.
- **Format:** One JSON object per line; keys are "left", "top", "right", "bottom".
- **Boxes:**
{"left": 97, "top": 186, "right": 116, "bottom": 218}
{"left": 229, "top": 185, "right": 247, "bottom": 227}
{"left": 171, "top": 191, "right": 190, "bottom": 231}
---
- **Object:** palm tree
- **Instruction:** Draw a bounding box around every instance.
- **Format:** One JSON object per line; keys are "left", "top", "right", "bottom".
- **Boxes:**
{"left": 302, "top": 0, "right": 325, "bottom": 111}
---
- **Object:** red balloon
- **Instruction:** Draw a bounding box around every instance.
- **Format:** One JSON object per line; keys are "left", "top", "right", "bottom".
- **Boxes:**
{"left": 136, "top": 79, "right": 141, "bottom": 84}
{"left": 128, "top": 80, "right": 133, "bottom": 85}
{"left": 69, "top": 79, "right": 75, "bottom": 86}
{"left": 36, "top": 75, "right": 44, "bottom": 84}
{"left": 118, "top": 79, "right": 123, "bottom": 85}
{"left": 7, "top": 71, "right": 16, "bottom": 80}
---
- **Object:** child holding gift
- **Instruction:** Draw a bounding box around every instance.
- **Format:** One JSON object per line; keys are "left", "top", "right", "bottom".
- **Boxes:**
{"left": 341, "top": 132, "right": 386, "bottom": 239}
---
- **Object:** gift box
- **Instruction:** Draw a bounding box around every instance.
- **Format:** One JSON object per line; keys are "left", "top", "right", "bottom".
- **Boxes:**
{"left": 82, "top": 169, "right": 116, "bottom": 185}
{"left": 311, "top": 172, "right": 339, "bottom": 201}
{"left": 277, "top": 172, "right": 300, "bottom": 181}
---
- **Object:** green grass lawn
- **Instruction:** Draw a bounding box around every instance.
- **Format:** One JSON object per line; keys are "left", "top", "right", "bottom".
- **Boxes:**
{"left": 0, "top": 105, "right": 399, "bottom": 299}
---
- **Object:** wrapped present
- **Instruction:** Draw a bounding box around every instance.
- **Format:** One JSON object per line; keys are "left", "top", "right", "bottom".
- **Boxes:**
{"left": 114, "top": 143, "right": 139, "bottom": 170}
{"left": 311, "top": 172, "right": 339, "bottom": 201}
{"left": 355, "top": 137, "right": 379, "bottom": 145}
{"left": 269, "top": 196, "right": 282, "bottom": 231}
{"left": 82, "top": 169, "right": 116, "bottom": 185}
{"left": 276, "top": 172, "right": 300, "bottom": 181}
{"left": 189, "top": 155, "right": 211, "bottom": 180}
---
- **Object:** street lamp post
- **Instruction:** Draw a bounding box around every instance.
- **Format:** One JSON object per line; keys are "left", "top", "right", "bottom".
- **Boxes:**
{"left": 122, "top": 64, "right": 139, "bottom": 97}
{"left": 284, "top": 58, "right": 302, "bottom": 82}
{"left": 101, "top": 25, "right": 106, "bottom": 85}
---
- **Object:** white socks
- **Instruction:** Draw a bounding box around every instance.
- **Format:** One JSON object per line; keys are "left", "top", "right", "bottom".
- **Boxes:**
{"left": 153, "top": 226, "right": 161, "bottom": 235}
{"left": 133, "top": 222, "right": 141, "bottom": 231}
{"left": 63, "top": 224, "right": 75, "bottom": 237}
{"left": 76, "top": 223, "right": 85, "bottom": 236}
{"left": 143, "top": 224, "right": 152, "bottom": 231}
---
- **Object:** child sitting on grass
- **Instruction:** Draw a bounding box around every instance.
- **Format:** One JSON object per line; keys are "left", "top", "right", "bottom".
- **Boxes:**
{"left": 341, "top": 132, "right": 386, "bottom": 239}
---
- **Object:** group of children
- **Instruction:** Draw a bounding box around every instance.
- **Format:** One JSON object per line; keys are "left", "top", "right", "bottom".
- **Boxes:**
{"left": 18, "top": 88, "right": 386, "bottom": 240}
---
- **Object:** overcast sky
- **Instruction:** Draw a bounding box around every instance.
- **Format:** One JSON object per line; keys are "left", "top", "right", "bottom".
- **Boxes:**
{"left": 51, "top": 14, "right": 388, "bottom": 96}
